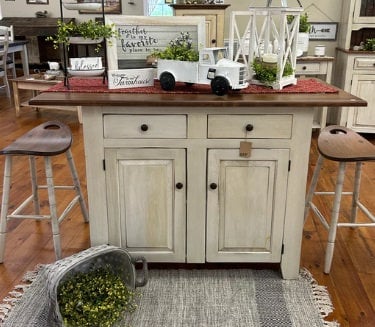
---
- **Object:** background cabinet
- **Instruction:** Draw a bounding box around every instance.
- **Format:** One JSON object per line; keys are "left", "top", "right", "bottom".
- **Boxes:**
{"left": 171, "top": 4, "right": 230, "bottom": 47}
{"left": 334, "top": 0, "right": 375, "bottom": 132}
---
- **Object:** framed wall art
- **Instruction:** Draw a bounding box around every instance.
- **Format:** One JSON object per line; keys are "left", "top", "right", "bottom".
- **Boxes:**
{"left": 78, "top": 0, "right": 121, "bottom": 14}
{"left": 309, "top": 22, "right": 338, "bottom": 41}
{"left": 105, "top": 15, "right": 206, "bottom": 70}
{"left": 26, "top": 0, "right": 49, "bottom": 4}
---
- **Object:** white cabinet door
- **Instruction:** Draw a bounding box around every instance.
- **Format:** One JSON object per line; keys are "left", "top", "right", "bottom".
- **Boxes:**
{"left": 206, "top": 148, "right": 289, "bottom": 262}
{"left": 347, "top": 74, "right": 375, "bottom": 132}
{"left": 105, "top": 148, "right": 186, "bottom": 262}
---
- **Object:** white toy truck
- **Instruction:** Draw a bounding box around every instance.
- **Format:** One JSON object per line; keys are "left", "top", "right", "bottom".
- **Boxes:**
{"left": 157, "top": 47, "right": 248, "bottom": 96}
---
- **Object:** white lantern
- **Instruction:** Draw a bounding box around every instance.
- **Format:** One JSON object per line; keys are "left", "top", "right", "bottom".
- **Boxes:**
{"left": 228, "top": 0, "right": 303, "bottom": 90}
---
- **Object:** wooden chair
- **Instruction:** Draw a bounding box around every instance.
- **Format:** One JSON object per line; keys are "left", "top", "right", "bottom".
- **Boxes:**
{"left": 0, "top": 30, "right": 10, "bottom": 97}
{"left": 304, "top": 125, "right": 375, "bottom": 273}
{"left": 0, "top": 121, "right": 89, "bottom": 263}
{"left": 0, "top": 26, "right": 16, "bottom": 79}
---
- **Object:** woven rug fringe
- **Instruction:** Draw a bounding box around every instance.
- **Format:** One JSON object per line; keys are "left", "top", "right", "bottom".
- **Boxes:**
{"left": 0, "top": 265, "right": 44, "bottom": 323}
{"left": 300, "top": 268, "right": 340, "bottom": 327}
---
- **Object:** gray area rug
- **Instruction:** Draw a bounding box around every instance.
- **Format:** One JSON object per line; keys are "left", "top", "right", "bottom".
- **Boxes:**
{"left": 120, "top": 269, "right": 338, "bottom": 327}
{"left": 1, "top": 267, "right": 339, "bottom": 327}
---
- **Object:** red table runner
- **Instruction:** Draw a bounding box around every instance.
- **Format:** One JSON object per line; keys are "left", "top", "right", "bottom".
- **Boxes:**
{"left": 45, "top": 77, "right": 338, "bottom": 94}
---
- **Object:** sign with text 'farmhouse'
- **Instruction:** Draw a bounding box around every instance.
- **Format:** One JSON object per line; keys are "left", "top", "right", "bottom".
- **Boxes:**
{"left": 106, "top": 15, "right": 205, "bottom": 70}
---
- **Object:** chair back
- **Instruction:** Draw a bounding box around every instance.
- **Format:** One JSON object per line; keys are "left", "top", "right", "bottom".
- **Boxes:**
{"left": 0, "top": 30, "right": 9, "bottom": 70}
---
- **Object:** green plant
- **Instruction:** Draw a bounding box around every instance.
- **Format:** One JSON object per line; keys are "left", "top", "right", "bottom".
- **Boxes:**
{"left": 287, "top": 12, "right": 311, "bottom": 33}
{"left": 252, "top": 58, "right": 294, "bottom": 85}
{"left": 152, "top": 31, "right": 199, "bottom": 61}
{"left": 46, "top": 19, "right": 118, "bottom": 53}
{"left": 57, "top": 265, "right": 137, "bottom": 327}
{"left": 364, "top": 38, "right": 375, "bottom": 51}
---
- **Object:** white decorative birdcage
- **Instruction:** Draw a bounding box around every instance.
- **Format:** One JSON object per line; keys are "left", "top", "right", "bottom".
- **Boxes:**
{"left": 228, "top": 0, "right": 303, "bottom": 89}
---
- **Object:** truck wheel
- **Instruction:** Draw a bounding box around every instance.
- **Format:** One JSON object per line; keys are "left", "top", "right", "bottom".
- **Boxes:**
{"left": 159, "top": 72, "right": 176, "bottom": 91}
{"left": 211, "top": 76, "right": 229, "bottom": 96}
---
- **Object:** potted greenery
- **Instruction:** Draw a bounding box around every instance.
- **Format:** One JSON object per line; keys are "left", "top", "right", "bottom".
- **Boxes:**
{"left": 251, "top": 57, "right": 294, "bottom": 86}
{"left": 364, "top": 38, "right": 375, "bottom": 51}
{"left": 288, "top": 12, "right": 311, "bottom": 55}
{"left": 46, "top": 19, "right": 118, "bottom": 53}
{"left": 151, "top": 31, "right": 199, "bottom": 62}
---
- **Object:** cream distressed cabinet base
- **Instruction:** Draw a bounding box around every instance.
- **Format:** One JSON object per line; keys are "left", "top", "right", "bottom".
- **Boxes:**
{"left": 29, "top": 88, "right": 366, "bottom": 279}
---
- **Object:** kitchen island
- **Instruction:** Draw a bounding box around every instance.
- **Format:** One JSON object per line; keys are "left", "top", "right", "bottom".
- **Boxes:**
{"left": 30, "top": 80, "right": 366, "bottom": 279}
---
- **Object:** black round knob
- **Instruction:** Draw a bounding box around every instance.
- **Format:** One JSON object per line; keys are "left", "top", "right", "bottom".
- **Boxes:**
{"left": 176, "top": 182, "right": 183, "bottom": 189}
{"left": 302, "top": 66, "right": 307, "bottom": 70}
{"left": 210, "top": 183, "right": 217, "bottom": 190}
{"left": 140, "top": 124, "right": 148, "bottom": 132}
{"left": 245, "top": 124, "right": 254, "bottom": 132}
{"left": 211, "top": 39, "right": 217, "bottom": 44}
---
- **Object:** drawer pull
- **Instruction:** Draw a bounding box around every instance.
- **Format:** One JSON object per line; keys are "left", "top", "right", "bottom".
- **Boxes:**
{"left": 176, "top": 182, "right": 184, "bottom": 190}
{"left": 140, "top": 124, "right": 149, "bottom": 132}
{"left": 245, "top": 124, "right": 254, "bottom": 132}
{"left": 209, "top": 183, "right": 218, "bottom": 190}
{"left": 302, "top": 66, "right": 307, "bottom": 70}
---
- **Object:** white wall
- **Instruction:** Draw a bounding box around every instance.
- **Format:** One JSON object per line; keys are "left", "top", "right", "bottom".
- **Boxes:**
{"left": 0, "top": 0, "right": 143, "bottom": 23}
{"left": 1, "top": 0, "right": 341, "bottom": 56}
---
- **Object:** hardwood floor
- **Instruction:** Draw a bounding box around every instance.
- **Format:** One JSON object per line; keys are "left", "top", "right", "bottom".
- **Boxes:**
{"left": 0, "top": 89, "right": 374, "bottom": 326}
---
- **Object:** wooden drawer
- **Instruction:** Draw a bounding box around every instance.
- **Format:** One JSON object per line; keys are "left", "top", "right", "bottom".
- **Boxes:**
{"left": 353, "top": 57, "right": 375, "bottom": 70}
{"left": 103, "top": 115, "right": 187, "bottom": 138}
{"left": 207, "top": 115, "right": 293, "bottom": 138}
{"left": 295, "top": 62, "right": 326, "bottom": 75}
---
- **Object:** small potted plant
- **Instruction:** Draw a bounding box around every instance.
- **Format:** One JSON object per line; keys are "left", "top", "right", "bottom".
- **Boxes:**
{"left": 151, "top": 31, "right": 199, "bottom": 62}
{"left": 364, "top": 38, "right": 375, "bottom": 51}
{"left": 252, "top": 57, "right": 294, "bottom": 86}
{"left": 288, "top": 12, "right": 311, "bottom": 55}
{"left": 46, "top": 19, "right": 119, "bottom": 53}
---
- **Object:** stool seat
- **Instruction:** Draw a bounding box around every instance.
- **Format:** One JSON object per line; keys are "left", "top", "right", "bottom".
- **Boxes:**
{"left": 318, "top": 125, "right": 375, "bottom": 162}
{"left": 305, "top": 125, "right": 375, "bottom": 274}
{"left": 0, "top": 121, "right": 89, "bottom": 263}
{"left": 0, "top": 121, "right": 72, "bottom": 156}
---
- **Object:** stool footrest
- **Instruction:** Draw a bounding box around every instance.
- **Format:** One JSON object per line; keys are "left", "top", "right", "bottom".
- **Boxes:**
{"left": 309, "top": 202, "right": 330, "bottom": 230}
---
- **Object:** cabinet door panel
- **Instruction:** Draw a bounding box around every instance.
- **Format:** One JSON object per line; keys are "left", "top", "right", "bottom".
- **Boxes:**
{"left": 348, "top": 75, "right": 375, "bottom": 130}
{"left": 105, "top": 148, "right": 186, "bottom": 262}
{"left": 207, "top": 148, "right": 289, "bottom": 262}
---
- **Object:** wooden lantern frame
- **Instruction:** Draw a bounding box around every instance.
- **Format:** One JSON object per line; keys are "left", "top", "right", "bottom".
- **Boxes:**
{"left": 229, "top": 6, "right": 303, "bottom": 89}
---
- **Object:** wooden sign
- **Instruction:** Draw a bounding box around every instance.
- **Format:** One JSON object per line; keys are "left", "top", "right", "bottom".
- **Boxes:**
{"left": 106, "top": 15, "right": 206, "bottom": 70}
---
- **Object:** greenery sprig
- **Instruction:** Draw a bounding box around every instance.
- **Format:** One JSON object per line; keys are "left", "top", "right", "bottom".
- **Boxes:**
{"left": 152, "top": 31, "right": 199, "bottom": 62}
{"left": 46, "top": 20, "right": 118, "bottom": 53}
{"left": 57, "top": 265, "right": 137, "bottom": 327}
{"left": 364, "top": 38, "right": 375, "bottom": 51}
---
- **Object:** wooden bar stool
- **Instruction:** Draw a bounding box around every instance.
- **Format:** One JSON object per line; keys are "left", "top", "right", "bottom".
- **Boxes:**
{"left": 304, "top": 125, "right": 375, "bottom": 273}
{"left": 0, "top": 121, "right": 89, "bottom": 263}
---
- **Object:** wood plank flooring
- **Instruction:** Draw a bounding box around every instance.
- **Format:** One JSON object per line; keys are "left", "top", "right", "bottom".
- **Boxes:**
{"left": 0, "top": 89, "right": 374, "bottom": 326}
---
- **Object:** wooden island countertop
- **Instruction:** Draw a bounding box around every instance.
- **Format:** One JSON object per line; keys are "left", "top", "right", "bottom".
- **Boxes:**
{"left": 29, "top": 83, "right": 366, "bottom": 108}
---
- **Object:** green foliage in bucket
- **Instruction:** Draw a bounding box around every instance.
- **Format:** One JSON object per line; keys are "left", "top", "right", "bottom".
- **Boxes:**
{"left": 57, "top": 266, "right": 137, "bottom": 327}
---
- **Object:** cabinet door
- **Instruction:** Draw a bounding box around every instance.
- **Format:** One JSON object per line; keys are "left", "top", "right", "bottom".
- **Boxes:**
{"left": 105, "top": 148, "right": 186, "bottom": 262}
{"left": 347, "top": 74, "right": 375, "bottom": 132}
{"left": 206, "top": 148, "right": 289, "bottom": 262}
{"left": 353, "top": 0, "right": 375, "bottom": 24}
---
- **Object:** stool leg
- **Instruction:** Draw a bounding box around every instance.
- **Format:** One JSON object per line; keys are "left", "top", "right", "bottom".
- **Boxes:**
{"left": 325, "top": 161, "right": 346, "bottom": 274}
{"left": 44, "top": 156, "right": 62, "bottom": 260}
{"left": 350, "top": 162, "right": 362, "bottom": 224}
{"left": 304, "top": 155, "right": 324, "bottom": 223}
{"left": 29, "top": 156, "right": 40, "bottom": 215}
{"left": 65, "top": 149, "right": 89, "bottom": 222}
{"left": 0, "top": 156, "right": 12, "bottom": 263}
